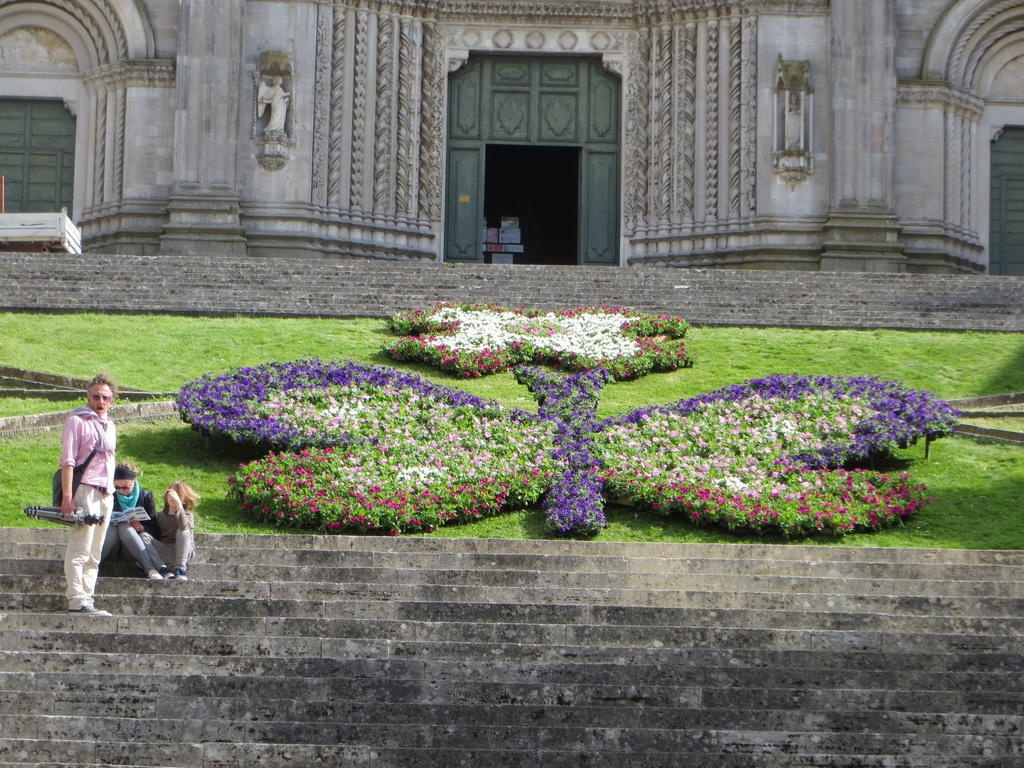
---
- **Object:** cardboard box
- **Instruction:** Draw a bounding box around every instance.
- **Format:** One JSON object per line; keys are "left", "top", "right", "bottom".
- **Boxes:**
{"left": 498, "top": 228, "right": 521, "bottom": 244}
{"left": 488, "top": 252, "right": 515, "bottom": 264}
{"left": 486, "top": 243, "right": 525, "bottom": 253}
{"left": 500, "top": 216, "right": 519, "bottom": 229}
{"left": 483, "top": 227, "right": 500, "bottom": 243}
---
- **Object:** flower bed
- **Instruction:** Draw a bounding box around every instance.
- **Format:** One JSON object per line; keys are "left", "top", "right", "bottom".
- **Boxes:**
{"left": 182, "top": 361, "right": 957, "bottom": 538}
{"left": 383, "top": 303, "right": 694, "bottom": 380}
{"left": 597, "top": 375, "right": 958, "bottom": 536}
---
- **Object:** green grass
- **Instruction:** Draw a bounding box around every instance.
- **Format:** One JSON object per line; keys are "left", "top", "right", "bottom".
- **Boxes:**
{"left": 2, "top": 311, "right": 1023, "bottom": 549}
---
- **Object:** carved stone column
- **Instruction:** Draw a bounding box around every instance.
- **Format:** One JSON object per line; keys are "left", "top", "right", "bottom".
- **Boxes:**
{"left": 821, "top": 0, "right": 905, "bottom": 272}
{"left": 160, "top": 0, "right": 247, "bottom": 256}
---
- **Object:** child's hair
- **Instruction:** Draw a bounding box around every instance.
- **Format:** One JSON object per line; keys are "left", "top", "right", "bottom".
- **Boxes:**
{"left": 166, "top": 481, "right": 201, "bottom": 512}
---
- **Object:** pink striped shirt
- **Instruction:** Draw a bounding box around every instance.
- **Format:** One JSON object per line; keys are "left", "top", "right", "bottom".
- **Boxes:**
{"left": 60, "top": 413, "right": 117, "bottom": 494}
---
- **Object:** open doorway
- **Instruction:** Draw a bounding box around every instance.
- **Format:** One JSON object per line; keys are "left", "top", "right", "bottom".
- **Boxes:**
{"left": 483, "top": 144, "right": 579, "bottom": 265}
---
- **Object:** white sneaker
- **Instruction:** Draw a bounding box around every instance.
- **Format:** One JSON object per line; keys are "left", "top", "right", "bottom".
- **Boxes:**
{"left": 147, "top": 570, "right": 164, "bottom": 580}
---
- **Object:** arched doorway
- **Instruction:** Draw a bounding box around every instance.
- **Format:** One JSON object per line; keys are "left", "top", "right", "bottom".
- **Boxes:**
{"left": 989, "top": 127, "right": 1024, "bottom": 276}
{"left": 0, "top": 98, "right": 75, "bottom": 213}
{"left": 444, "top": 55, "right": 620, "bottom": 266}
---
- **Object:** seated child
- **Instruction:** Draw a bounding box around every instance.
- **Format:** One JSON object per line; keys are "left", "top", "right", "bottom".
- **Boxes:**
{"left": 142, "top": 481, "right": 198, "bottom": 581}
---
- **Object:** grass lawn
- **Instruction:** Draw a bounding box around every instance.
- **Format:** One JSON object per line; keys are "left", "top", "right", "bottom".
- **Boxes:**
{"left": 2, "top": 311, "right": 1022, "bottom": 549}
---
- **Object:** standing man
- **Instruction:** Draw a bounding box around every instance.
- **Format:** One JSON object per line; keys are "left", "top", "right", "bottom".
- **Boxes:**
{"left": 60, "top": 373, "right": 118, "bottom": 615}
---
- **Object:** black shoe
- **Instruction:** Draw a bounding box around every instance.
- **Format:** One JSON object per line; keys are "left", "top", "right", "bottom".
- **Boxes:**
{"left": 68, "top": 605, "right": 113, "bottom": 617}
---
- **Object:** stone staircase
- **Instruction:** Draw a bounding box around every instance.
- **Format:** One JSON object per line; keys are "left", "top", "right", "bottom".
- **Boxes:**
{"left": 2, "top": 251, "right": 1024, "bottom": 331}
{"left": 1, "top": 527, "right": 1021, "bottom": 767}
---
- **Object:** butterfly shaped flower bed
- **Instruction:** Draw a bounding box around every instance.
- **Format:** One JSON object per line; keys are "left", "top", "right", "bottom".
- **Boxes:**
{"left": 382, "top": 303, "right": 694, "bottom": 379}
{"left": 177, "top": 358, "right": 959, "bottom": 539}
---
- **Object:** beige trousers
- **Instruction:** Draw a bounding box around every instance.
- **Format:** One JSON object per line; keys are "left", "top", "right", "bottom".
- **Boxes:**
{"left": 63, "top": 485, "right": 113, "bottom": 610}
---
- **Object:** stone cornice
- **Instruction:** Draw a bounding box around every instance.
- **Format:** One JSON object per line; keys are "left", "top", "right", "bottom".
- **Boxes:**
{"left": 897, "top": 81, "right": 984, "bottom": 118}
{"left": 84, "top": 59, "right": 175, "bottom": 88}
{"left": 338, "top": 0, "right": 827, "bottom": 23}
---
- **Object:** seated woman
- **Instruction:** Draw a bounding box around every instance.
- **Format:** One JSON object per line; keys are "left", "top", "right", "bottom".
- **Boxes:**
{"left": 101, "top": 461, "right": 164, "bottom": 580}
{"left": 141, "top": 481, "right": 198, "bottom": 581}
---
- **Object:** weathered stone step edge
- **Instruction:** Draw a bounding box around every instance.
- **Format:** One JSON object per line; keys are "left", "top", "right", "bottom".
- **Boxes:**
{"left": 2, "top": 692, "right": 1015, "bottom": 733}
{"left": 7, "top": 565, "right": 1024, "bottom": 599}
{"left": 1, "top": 647, "right": 1015, "bottom": 682}
{"left": 7, "top": 528, "right": 1022, "bottom": 566}
{"left": 9, "top": 583, "right": 1024, "bottom": 622}
{"left": 4, "top": 678, "right": 1016, "bottom": 720}
{"left": 9, "top": 543, "right": 1024, "bottom": 582}
{"left": 5, "top": 607, "right": 1024, "bottom": 641}
{"left": 5, "top": 599, "right": 1022, "bottom": 635}
{"left": 0, "top": 673, "right": 1003, "bottom": 712}
{"left": 2, "top": 708, "right": 1020, "bottom": 745}
{"left": 0, "top": 743, "right": 1004, "bottom": 768}
{"left": 3, "top": 621, "right": 1021, "bottom": 657}
{"left": 0, "top": 718, "right": 1017, "bottom": 758}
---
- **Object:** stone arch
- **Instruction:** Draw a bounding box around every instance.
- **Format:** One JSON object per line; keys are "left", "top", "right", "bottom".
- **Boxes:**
{"left": 0, "top": 0, "right": 153, "bottom": 66}
{"left": 922, "top": 0, "right": 1024, "bottom": 90}
{"left": 922, "top": 1, "right": 1024, "bottom": 273}
{"left": 0, "top": 1, "right": 156, "bottom": 221}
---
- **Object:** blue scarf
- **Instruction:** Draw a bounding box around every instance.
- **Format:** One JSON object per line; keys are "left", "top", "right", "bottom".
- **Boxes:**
{"left": 115, "top": 483, "right": 141, "bottom": 512}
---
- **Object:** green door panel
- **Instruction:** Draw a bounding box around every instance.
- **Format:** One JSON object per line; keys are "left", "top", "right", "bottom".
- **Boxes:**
{"left": 491, "top": 91, "right": 530, "bottom": 141}
{"left": 539, "top": 92, "right": 579, "bottom": 143}
{"left": 445, "top": 146, "right": 484, "bottom": 262}
{"left": 0, "top": 99, "right": 75, "bottom": 213}
{"left": 990, "top": 127, "right": 1024, "bottom": 276}
{"left": 580, "top": 149, "right": 619, "bottom": 265}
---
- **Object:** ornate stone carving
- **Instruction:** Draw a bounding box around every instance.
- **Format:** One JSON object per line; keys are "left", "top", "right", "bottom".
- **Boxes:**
{"left": 373, "top": 14, "right": 396, "bottom": 214}
{"left": 0, "top": 27, "right": 78, "bottom": 72}
{"left": 623, "top": 30, "right": 650, "bottom": 234}
{"left": 557, "top": 31, "right": 578, "bottom": 50}
{"left": 396, "top": 17, "right": 423, "bottom": 218}
{"left": 741, "top": 15, "right": 757, "bottom": 215}
{"left": 705, "top": 20, "right": 719, "bottom": 221}
{"left": 678, "top": 23, "right": 696, "bottom": 221}
{"left": 349, "top": 11, "right": 369, "bottom": 211}
{"left": 728, "top": 18, "right": 742, "bottom": 219}
{"left": 493, "top": 29, "right": 513, "bottom": 48}
{"left": 526, "top": 31, "right": 545, "bottom": 49}
{"left": 772, "top": 55, "right": 812, "bottom": 185}
{"left": 311, "top": 5, "right": 333, "bottom": 206}
{"left": 419, "top": 22, "right": 445, "bottom": 222}
{"left": 92, "top": 88, "right": 107, "bottom": 208}
{"left": 448, "top": 51, "right": 469, "bottom": 73}
{"left": 654, "top": 26, "right": 672, "bottom": 223}
{"left": 253, "top": 51, "right": 294, "bottom": 171}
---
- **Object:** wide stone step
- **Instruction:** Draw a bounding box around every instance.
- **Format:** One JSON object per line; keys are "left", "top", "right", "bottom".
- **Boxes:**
{"left": 0, "top": 718, "right": 1020, "bottom": 761}
{"left": 12, "top": 528, "right": 1024, "bottom": 567}
{"left": 6, "top": 562, "right": 1024, "bottom": 604}
{"left": 4, "top": 252, "right": 1023, "bottom": 330}
{"left": 1, "top": 672, "right": 1017, "bottom": 721}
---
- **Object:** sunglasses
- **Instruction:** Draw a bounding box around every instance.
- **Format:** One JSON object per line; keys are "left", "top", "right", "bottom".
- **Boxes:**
{"left": 114, "top": 483, "right": 134, "bottom": 491}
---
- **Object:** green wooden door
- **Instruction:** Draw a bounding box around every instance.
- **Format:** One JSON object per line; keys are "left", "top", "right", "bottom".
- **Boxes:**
{"left": 445, "top": 56, "right": 620, "bottom": 265}
{"left": 990, "top": 127, "right": 1024, "bottom": 276}
{"left": 0, "top": 99, "right": 75, "bottom": 213}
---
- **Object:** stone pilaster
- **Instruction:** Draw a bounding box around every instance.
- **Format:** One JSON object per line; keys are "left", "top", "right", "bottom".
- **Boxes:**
{"left": 160, "top": 0, "right": 247, "bottom": 256}
{"left": 821, "top": 0, "right": 905, "bottom": 272}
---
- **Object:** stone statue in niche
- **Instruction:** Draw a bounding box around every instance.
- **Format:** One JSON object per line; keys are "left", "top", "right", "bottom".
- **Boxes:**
{"left": 257, "top": 76, "right": 289, "bottom": 133}
{"left": 773, "top": 55, "right": 813, "bottom": 185}
{"left": 252, "top": 51, "right": 293, "bottom": 171}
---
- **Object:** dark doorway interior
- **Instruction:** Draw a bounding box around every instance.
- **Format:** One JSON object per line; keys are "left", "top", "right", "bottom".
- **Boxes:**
{"left": 484, "top": 144, "right": 579, "bottom": 265}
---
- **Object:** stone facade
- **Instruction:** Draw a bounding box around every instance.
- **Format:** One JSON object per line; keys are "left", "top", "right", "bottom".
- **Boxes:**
{"left": 0, "top": 0, "right": 1022, "bottom": 273}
